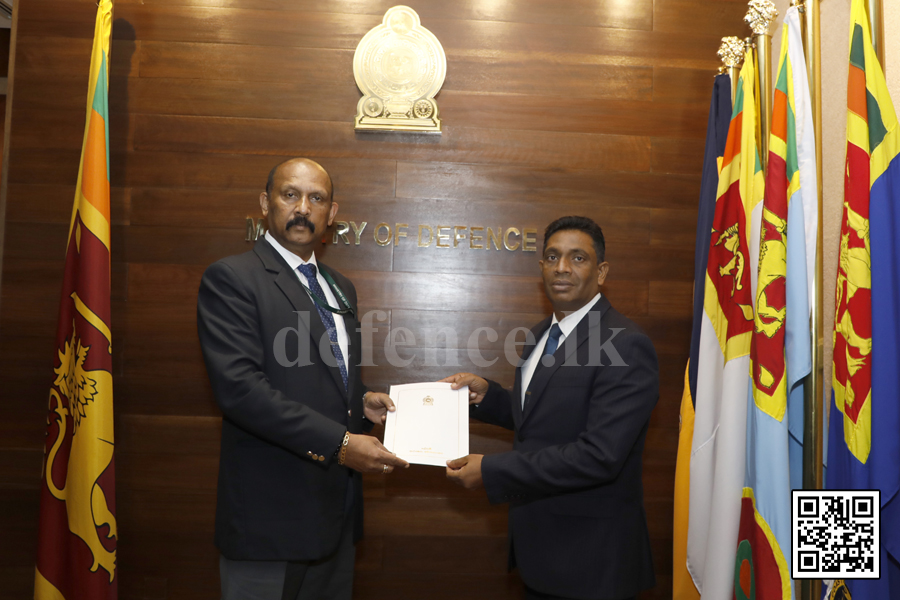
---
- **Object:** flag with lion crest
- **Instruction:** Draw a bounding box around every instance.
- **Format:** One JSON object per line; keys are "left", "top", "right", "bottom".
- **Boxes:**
{"left": 35, "top": 1, "right": 117, "bottom": 598}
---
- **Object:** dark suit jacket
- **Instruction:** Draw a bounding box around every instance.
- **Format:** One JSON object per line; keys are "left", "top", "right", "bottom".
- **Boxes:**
{"left": 473, "top": 296, "right": 659, "bottom": 600}
{"left": 197, "top": 239, "right": 368, "bottom": 561}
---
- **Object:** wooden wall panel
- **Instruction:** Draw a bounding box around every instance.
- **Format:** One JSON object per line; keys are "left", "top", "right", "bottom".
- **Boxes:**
{"left": 0, "top": 0, "right": 751, "bottom": 598}
{"left": 87, "top": 0, "right": 654, "bottom": 33}
{"left": 654, "top": 0, "right": 750, "bottom": 34}
{"left": 651, "top": 136, "right": 708, "bottom": 173}
{"left": 438, "top": 92, "right": 711, "bottom": 138}
{"left": 131, "top": 116, "right": 652, "bottom": 171}
{"left": 15, "top": 36, "right": 140, "bottom": 78}
{"left": 139, "top": 42, "right": 355, "bottom": 84}
{"left": 654, "top": 66, "right": 722, "bottom": 104}
{"left": 6, "top": 185, "right": 131, "bottom": 224}
{"left": 395, "top": 161, "right": 703, "bottom": 210}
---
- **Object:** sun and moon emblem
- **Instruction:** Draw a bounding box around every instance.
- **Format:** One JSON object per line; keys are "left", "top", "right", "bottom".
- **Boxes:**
{"left": 414, "top": 99, "right": 434, "bottom": 119}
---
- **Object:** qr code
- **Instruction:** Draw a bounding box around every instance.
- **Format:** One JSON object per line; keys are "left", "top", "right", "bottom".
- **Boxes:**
{"left": 791, "top": 490, "right": 880, "bottom": 579}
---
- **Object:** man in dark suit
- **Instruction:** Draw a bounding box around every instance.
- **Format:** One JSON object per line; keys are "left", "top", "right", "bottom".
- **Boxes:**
{"left": 197, "top": 158, "right": 407, "bottom": 600}
{"left": 443, "top": 216, "right": 659, "bottom": 600}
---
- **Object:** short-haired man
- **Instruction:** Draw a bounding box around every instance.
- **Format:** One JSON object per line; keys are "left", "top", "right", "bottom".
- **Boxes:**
{"left": 444, "top": 215, "right": 659, "bottom": 600}
{"left": 198, "top": 158, "right": 407, "bottom": 600}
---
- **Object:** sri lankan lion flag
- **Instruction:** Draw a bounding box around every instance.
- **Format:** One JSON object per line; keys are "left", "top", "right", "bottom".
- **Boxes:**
{"left": 687, "top": 47, "right": 764, "bottom": 600}
{"left": 826, "top": 0, "right": 900, "bottom": 597}
{"left": 737, "top": 8, "right": 817, "bottom": 600}
{"left": 35, "top": 1, "right": 117, "bottom": 598}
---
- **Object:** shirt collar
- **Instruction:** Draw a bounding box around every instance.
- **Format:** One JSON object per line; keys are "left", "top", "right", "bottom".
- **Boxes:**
{"left": 550, "top": 292, "right": 603, "bottom": 338}
{"left": 265, "top": 230, "right": 318, "bottom": 273}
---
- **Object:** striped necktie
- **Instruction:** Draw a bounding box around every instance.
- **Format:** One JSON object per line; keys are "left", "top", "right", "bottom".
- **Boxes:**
{"left": 296, "top": 263, "right": 348, "bottom": 391}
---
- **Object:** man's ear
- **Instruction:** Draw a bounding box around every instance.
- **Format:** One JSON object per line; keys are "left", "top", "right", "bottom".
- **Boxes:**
{"left": 597, "top": 261, "right": 610, "bottom": 286}
{"left": 327, "top": 201, "right": 339, "bottom": 226}
{"left": 259, "top": 192, "right": 269, "bottom": 217}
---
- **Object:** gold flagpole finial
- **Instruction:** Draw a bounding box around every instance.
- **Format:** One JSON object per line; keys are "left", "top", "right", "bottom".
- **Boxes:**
{"left": 719, "top": 37, "right": 745, "bottom": 105}
{"left": 745, "top": 0, "right": 778, "bottom": 36}
{"left": 745, "top": 0, "right": 777, "bottom": 177}
{"left": 718, "top": 36, "right": 746, "bottom": 68}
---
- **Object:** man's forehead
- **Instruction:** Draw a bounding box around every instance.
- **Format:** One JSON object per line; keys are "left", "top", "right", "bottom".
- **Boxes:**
{"left": 274, "top": 162, "right": 331, "bottom": 192}
{"left": 277, "top": 173, "right": 328, "bottom": 189}
{"left": 545, "top": 230, "right": 594, "bottom": 251}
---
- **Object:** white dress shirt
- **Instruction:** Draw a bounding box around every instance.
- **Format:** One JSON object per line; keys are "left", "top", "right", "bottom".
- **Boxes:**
{"left": 519, "top": 293, "right": 602, "bottom": 408}
{"left": 265, "top": 231, "right": 350, "bottom": 367}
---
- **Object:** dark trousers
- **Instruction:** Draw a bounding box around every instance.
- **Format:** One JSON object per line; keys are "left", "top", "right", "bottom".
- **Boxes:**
{"left": 219, "top": 513, "right": 355, "bottom": 600}
{"left": 524, "top": 587, "right": 636, "bottom": 600}
{"left": 221, "top": 479, "right": 356, "bottom": 600}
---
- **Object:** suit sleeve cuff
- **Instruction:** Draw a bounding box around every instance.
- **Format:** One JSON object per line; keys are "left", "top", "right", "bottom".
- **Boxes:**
{"left": 481, "top": 452, "right": 526, "bottom": 505}
{"left": 360, "top": 389, "right": 376, "bottom": 433}
{"left": 470, "top": 379, "right": 504, "bottom": 414}
{"left": 306, "top": 418, "right": 347, "bottom": 466}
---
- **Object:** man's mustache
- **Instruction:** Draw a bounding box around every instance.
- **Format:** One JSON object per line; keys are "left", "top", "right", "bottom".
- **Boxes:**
{"left": 286, "top": 215, "right": 315, "bottom": 233}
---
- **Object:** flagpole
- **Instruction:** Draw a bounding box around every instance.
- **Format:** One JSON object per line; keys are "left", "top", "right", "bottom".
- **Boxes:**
{"left": 800, "top": 0, "right": 823, "bottom": 494}
{"left": 718, "top": 36, "right": 745, "bottom": 107}
{"left": 866, "top": 0, "right": 884, "bottom": 68}
{"left": 797, "top": 0, "right": 823, "bottom": 598}
{"left": 745, "top": 0, "right": 777, "bottom": 177}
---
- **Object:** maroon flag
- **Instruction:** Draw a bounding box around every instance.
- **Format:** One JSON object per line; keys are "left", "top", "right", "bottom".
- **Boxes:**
{"left": 35, "top": 1, "right": 117, "bottom": 598}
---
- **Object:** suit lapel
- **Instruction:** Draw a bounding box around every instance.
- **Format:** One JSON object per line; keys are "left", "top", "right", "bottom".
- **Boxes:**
{"left": 255, "top": 241, "right": 349, "bottom": 402}
{"left": 521, "top": 297, "right": 610, "bottom": 424}
{"left": 519, "top": 317, "right": 548, "bottom": 365}
{"left": 512, "top": 365, "right": 524, "bottom": 426}
{"left": 345, "top": 311, "right": 360, "bottom": 396}
{"left": 515, "top": 317, "right": 550, "bottom": 426}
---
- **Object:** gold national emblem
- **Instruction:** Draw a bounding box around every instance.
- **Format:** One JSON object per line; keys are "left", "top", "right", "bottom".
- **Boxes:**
{"left": 423, "top": 395, "right": 434, "bottom": 406}
{"left": 353, "top": 6, "right": 446, "bottom": 133}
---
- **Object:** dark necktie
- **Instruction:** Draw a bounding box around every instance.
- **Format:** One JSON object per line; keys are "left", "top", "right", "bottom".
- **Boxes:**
{"left": 296, "top": 263, "right": 348, "bottom": 391}
{"left": 524, "top": 324, "right": 563, "bottom": 409}
{"left": 542, "top": 323, "right": 563, "bottom": 361}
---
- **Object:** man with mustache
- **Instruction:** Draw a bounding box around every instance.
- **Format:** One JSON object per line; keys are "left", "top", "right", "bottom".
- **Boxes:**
{"left": 198, "top": 158, "right": 407, "bottom": 600}
{"left": 443, "top": 216, "right": 659, "bottom": 600}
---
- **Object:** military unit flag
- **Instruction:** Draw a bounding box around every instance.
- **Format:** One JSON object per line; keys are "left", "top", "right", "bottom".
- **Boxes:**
{"left": 678, "top": 11, "right": 826, "bottom": 594}
{"left": 34, "top": 1, "right": 118, "bottom": 599}
{"left": 672, "top": 72, "right": 731, "bottom": 600}
{"left": 826, "top": 0, "right": 900, "bottom": 597}
{"left": 736, "top": 7, "right": 817, "bottom": 600}
{"left": 686, "top": 47, "right": 765, "bottom": 600}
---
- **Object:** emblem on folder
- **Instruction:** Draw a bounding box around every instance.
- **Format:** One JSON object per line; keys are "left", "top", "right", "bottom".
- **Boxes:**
{"left": 423, "top": 395, "right": 434, "bottom": 406}
{"left": 353, "top": 6, "right": 446, "bottom": 133}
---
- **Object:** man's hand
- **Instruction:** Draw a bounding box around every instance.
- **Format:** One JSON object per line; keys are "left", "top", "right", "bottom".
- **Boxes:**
{"left": 363, "top": 392, "right": 396, "bottom": 425}
{"left": 446, "top": 454, "right": 484, "bottom": 490}
{"left": 342, "top": 433, "right": 409, "bottom": 474}
{"left": 439, "top": 373, "right": 488, "bottom": 405}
